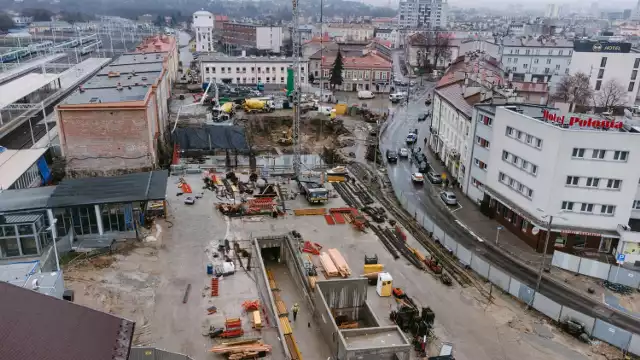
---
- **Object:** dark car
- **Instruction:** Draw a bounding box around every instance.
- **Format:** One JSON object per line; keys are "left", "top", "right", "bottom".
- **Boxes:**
{"left": 417, "top": 162, "right": 429, "bottom": 173}
{"left": 386, "top": 150, "right": 398, "bottom": 163}
{"left": 417, "top": 113, "right": 428, "bottom": 122}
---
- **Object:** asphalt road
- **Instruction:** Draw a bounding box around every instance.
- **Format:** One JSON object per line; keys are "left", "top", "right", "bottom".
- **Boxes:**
{"left": 380, "top": 80, "right": 640, "bottom": 335}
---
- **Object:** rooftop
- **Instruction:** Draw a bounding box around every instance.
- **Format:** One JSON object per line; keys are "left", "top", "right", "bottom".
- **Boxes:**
{"left": 502, "top": 36, "right": 573, "bottom": 48}
{"left": 0, "top": 147, "right": 48, "bottom": 190}
{"left": 198, "top": 54, "right": 303, "bottom": 63}
{"left": 46, "top": 170, "right": 168, "bottom": 208}
{"left": 0, "top": 280, "right": 134, "bottom": 360}
{"left": 62, "top": 53, "right": 165, "bottom": 106}
{"left": 435, "top": 81, "right": 480, "bottom": 117}
{"left": 321, "top": 52, "right": 391, "bottom": 69}
{"left": 0, "top": 186, "right": 56, "bottom": 213}
{"left": 0, "top": 73, "right": 60, "bottom": 109}
{"left": 133, "top": 35, "right": 176, "bottom": 54}
{"left": 510, "top": 81, "right": 549, "bottom": 93}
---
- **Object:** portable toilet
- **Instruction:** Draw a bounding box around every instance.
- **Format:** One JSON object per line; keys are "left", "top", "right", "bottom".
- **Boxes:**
{"left": 376, "top": 272, "right": 393, "bottom": 297}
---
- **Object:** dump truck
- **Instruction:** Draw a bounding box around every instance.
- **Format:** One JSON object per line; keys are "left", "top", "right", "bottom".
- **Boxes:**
{"left": 298, "top": 180, "right": 329, "bottom": 204}
{"left": 244, "top": 98, "right": 275, "bottom": 113}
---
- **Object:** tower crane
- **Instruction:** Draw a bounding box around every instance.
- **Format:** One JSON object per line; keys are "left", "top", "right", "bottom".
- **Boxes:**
{"left": 291, "top": 0, "right": 302, "bottom": 178}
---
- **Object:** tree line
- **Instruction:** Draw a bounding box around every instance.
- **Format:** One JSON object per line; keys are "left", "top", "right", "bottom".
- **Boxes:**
{"left": 555, "top": 72, "right": 628, "bottom": 113}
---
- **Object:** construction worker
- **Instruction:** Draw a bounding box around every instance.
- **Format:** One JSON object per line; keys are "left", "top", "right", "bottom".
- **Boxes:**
{"left": 291, "top": 303, "right": 300, "bottom": 321}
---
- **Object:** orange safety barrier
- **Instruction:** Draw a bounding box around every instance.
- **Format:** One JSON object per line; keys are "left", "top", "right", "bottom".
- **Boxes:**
{"left": 324, "top": 214, "right": 335, "bottom": 225}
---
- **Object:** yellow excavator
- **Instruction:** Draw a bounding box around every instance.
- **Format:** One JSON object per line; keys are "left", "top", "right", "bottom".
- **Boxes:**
{"left": 278, "top": 128, "right": 293, "bottom": 145}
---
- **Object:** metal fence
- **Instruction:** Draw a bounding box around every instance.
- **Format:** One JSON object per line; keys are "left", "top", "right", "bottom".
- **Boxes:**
{"left": 552, "top": 251, "right": 640, "bottom": 289}
{"left": 386, "top": 177, "right": 640, "bottom": 355}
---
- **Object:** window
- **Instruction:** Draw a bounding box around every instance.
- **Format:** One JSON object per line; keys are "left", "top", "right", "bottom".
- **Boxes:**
{"left": 633, "top": 70, "right": 638, "bottom": 81}
{"left": 561, "top": 201, "right": 574, "bottom": 211}
{"left": 600, "top": 57, "right": 608, "bottom": 67}
{"left": 521, "top": 160, "right": 529, "bottom": 169}
{"left": 281, "top": 77, "right": 284, "bottom": 83}
{"left": 633, "top": 200, "right": 640, "bottom": 210}
{"left": 586, "top": 177, "right": 600, "bottom": 187}
{"left": 566, "top": 176, "right": 579, "bottom": 186}
{"left": 523, "top": 64, "right": 528, "bottom": 69}
{"left": 629, "top": 82, "right": 636, "bottom": 92}
{"left": 534, "top": 58, "right": 539, "bottom": 64}
{"left": 211, "top": 67, "right": 216, "bottom": 73}
{"left": 581, "top": 203, "right": 594, "bottom": 213}
{"left": 475, "top": 136, "right": 490, "bottom": 148}
{"left": 236, "top": 67, "right": 240, "bottom": 73}
{"left": 521, "top": 219, "right": 529, "bottom": 232}
{"left": 544, "top": 68, "right": 550, "bottom": 74}
{"left": 535, "top": 138, "right": 542, "bottom": 148}
{"left": 527, "top": 189, "right": 533, "bottom": 198}
{"left": 569, "top": 50, "right": 573, "bottom": 56}
{"left": 592, "top": 149, "right": 605, "bottom": 159}
{"left": 595, "top": 80, "right": 602, "bottom": 90}
{"left": 221, "top": 67, "right": 226, "bottom": 74}
{"left": 516, "top": 130, "right": 523, "bottom": 140}
{"left": 474, "top": 158, "right": 487, "bottom": 170}
{"left": 559, "top": 50, "right": 564, "bottom": 56}
{"left": 525, "top": 134, "right": 533, "bottom": 144}
{"left": 514, "top": 58, "right": 518, "bottom": 64}
{"left": 507, "top": 58, "right": 512, "bottom": 63}
{"left": 531, "top": 164, "right": 538, "bottom": 175}
{"left": 281, "top": 67, "right": 285, "bottom": 72}
{"left": 511, "top": 155, "right": 519, "bottom": 165}
{"left": 479, "top": 115, "right": 492, "bottom": 126}
{"left": 502, "top": 151, "right": 509, "bottom": 160}
{"left": 548, "top": 50, "right": 553, "bottom": 55}
{"left": 546, "top": 58, "right": 551, "bottom": 64}
{"left": 597, "top": 69, "right": 604, "bottom": 79}
{"left": 266, "top": 67, "right": 270, "bottom": 73}
{"left": 565, "top": 68, "right": 570, "bottom": 75}
{"left": 635, "top": 58, "right": 640, "bottom": 69}
{"left": 555, "top": 64, "right": 561, "bottom": 70}
{"left": 607, "top": 179, "right": 622, "bottom": 189}
{"left": 499, "top": 172, "right": 506, "bottom": 181}
{"left": 227, "top": 67, "right": 231, "bottom": 73}
{"left": 613, "top": 150, "right": 629, "bottom": 161}
{"left": 506, "top": 126, "right": 514, "bottom": 136}
{"left": 600, "top": 205, "right": 615, "bottom": 215}
{"left": 572, "top": 148, "right": 585, "bottom": 158}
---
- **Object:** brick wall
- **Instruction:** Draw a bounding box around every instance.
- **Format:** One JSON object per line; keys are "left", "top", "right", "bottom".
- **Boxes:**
{"left": 57, "top": 108, "right": 154, "bottom": 177}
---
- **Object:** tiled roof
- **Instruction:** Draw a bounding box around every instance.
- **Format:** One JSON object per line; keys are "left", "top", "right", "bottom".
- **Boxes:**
{"left": 0, "top": 281, "right": 134, "bottom": 360}
{"left": 435, "top": 82, "right": 477, "bottom": 117}
{"left": 321, "top": 52, "right": 391, "bottom": 69}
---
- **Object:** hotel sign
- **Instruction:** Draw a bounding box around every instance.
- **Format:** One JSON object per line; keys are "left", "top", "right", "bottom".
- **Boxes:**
{"left": 573, "top": 40, "right": 631, "bottom": 53}
{"left": 542, "top": 110, "right": 624, "bottom": 129}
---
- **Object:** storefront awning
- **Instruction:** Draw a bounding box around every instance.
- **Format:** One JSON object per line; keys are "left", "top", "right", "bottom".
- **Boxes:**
{"left": 482, "top": 185, "right": 619, "bottom": 239}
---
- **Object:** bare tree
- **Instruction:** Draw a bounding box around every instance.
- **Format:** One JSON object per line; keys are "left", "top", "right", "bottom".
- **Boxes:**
{"left": 432, "top": 34, "right": 452, "bottom": 69}
{"left": 553, "top": 72, "right": 592, "bottom": 112}
{"left": 595, "top": 79, "right": 627, "bottom": 110}
{"left": 417, "top": 32, "right": 434, "bottom": 73}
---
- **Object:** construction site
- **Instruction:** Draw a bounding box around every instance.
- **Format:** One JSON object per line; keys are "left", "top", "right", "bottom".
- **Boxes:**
{"left": 60, "top": 159, "right": 616, "bottom": 360}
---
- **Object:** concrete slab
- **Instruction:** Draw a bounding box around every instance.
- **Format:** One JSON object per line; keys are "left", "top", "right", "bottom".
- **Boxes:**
{"left": 342, "top": 329, "right": 406, "bottom": 348}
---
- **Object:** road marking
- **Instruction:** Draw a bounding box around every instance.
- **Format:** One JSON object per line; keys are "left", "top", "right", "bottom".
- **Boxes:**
{"left": 454, "top": 220, "right": 484, "bottom": 243}
{"left": 450, "top": 204, "right": 463, "bottom": 213}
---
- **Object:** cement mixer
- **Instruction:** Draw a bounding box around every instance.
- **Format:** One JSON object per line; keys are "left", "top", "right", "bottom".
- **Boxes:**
{"left": 244, "top": 98, "right": 275, "bottom": 113}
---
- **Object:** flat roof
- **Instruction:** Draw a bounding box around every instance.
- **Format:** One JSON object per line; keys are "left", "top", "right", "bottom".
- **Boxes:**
{"left": 47, "top": 170, "right": 168, "bottom": 208}
{"left": 199, "top": 54, "right": 304, "bottom": 63}
{"left": 97, "top": 62, "right": 164, "bottom": 76}
{"left": 82, "top": 71, "right": 162, "bottom": 89}
{"left": 63, "top": 85, "right": 151, "bottom": 105}
{"left": 0, "top": 148, "right": 48, "bottom": 190}
{"left": 0, "top": 261, "right": 39, "bottom": 287}
{"left": 0, "top": 280, "right": 134, "bottom": 360}
{"left": 0, "top": 186, "right": 56, "bottom": 213}
{"left": 111, "top": 52, "right": 167, "bottom": 66}
{"left": 0, "top": 73, "right": 60, "bottom": 109}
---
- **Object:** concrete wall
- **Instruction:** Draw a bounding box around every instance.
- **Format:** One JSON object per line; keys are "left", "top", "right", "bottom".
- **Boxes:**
{"left": 57, "top": 107, "right": 154, "bottom": 177}
{"left": 313, "top": 281, "right": 342, "bottom": 358}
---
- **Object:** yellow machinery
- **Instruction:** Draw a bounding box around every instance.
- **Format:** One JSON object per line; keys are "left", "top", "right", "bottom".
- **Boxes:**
{"left": 278, "top": 128, "right": 293, "bottom": 145}
{"left": 220, "top": 102, "right": 234, "bottom": 114}
{"left": 376, "top": 272, "right": 393, "bottom": 297}
{"left": 244, "top": 98, "right": 275, "bottom": 113}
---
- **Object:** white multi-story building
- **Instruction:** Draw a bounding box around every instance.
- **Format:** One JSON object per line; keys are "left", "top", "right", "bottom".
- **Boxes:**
{"left": 545, "top": 4, "right": 561, "bottom": 18}
{"left": 397, "top": 0, "right": 448, "bottom": 29}
{"left": 325, "top": 24, "right": 374, "bottom": 42}
{"left": 193, "top": 11, "right": 214, "bottom": 52}
{"left": 199, "top": 53, "right": 308, "bottom": 86}
{"left": 374, "top": 28, "right": 399, "bottom": 48}
{"left": 569, "top": 39, "right": 640, "bottom": 107}
{"left": 501, "top": 37, "right": 573, "bottom": 88}
{"left": 478, "top": 106, "right": 640, "bottom": 258}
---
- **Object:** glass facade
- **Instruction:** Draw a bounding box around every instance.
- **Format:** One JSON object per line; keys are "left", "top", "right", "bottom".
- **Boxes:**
{"left": 0, "top": 214, "right": 48, "bottom": 259}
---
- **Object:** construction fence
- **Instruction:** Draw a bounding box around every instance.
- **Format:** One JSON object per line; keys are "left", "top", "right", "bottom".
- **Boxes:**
{"left": 387, "top": 180, "right": 640, "bottom": 356}
{"left": 128, "top": 347, "right": 194, "bottom": 360}
{"left": 552, "top": 251, "right": 640, "bottom": 289}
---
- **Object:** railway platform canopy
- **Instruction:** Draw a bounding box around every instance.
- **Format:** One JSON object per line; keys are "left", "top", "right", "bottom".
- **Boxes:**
{"left": 0, "top": 53, "right": 65, "bottom": 84}
{"left": 0, "top": 147, "right": 49, "bottom": 190}
{"left": 0, "top": 73, "right": 62, "bottom": 126}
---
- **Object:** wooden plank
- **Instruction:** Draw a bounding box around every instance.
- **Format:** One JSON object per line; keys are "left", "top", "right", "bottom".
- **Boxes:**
{"left": 324, "top": 214, "right": 335, "bottom": 225}
{"left": 333, "top": 212, "right": 345, "bottom": 224}
{"left": 308, "top": 275, "right": 317, "bottom": 290}
{"left": 319, "top": 252, "right": 339, "bottom": 276}
{"left": 285, "top": 334, "right": 302, "bottom": 360}
{"left": 280, "top": 317, "right": 293, "bottom": 335}
{"left": 276, "top": 300, "right": 288, "bottom": 317}
{"left": 251, "top": 310, "right": 262, "bottom": 329}
{"left": 293, "top": 208, "right": 326, "bottom": 216}
{"left": 328, "top": 248, "right": 351, "bottom": 277}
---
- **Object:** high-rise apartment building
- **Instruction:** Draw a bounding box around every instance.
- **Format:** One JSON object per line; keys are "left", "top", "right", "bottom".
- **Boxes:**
{"left": 192, "top": 11, "right": 214, "bottom": 52}
{"left": 397, "top": 0, "right": 448, "bottom": 29}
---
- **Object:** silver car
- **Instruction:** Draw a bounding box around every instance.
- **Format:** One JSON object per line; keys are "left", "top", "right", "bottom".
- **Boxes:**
{"left": 440, "top": 191, "right": 457, "bottom": 206}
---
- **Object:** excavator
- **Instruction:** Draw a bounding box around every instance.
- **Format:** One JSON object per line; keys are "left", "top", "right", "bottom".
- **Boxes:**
{"left": 278, "top": 128, "right": 293, "bottom": 146}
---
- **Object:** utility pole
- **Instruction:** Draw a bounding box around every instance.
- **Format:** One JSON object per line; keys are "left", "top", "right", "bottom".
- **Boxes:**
{"left": 531, "top": 209, "right": 566, "bottom": 308}
{"left": 291, "top": 0, "right": 302, "bottom": 178}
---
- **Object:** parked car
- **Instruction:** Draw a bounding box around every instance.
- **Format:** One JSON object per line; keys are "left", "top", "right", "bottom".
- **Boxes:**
{"left": 406, "top": 133, "right": 418, "bottom": 145}
{"left": 358, "top": 90, "right": 375, "bottom": 99}
{"left": 386, "top": 150, "right": 398, "bottom": 163}
{"left": 417, "top": 113, "right": 428, "bottom": 122}
{"left": 417, "top": 162, "right": 429, "bottom": 173}
{"left": 440, "top": 191, "right": 458, "bottom": 205}
{"left": 184, "top": 196, "right": 196, "bottom": 205}
{"left": 389, "top": 92, "right": 408, "bottom": 103}
{"left": 409, "top": 80, "right": 417, "bottom": 87}
{"left": 399, "top": 148, "right": 409, "bottom": 158}
{"left": 411, "top": 172, "right": 424, "bottom": 183}
{"left": 427, "top": 171, "right": 442, "bottom": 184}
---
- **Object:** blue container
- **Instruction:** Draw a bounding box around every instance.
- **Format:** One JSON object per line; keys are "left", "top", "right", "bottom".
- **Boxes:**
{"left": 206, "top": 264, "right": 213, "bottom": 275}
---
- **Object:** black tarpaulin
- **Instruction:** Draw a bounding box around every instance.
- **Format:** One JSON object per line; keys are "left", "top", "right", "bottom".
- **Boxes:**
{"left": 172, "top": 125, "right": 249, "bottom": 151}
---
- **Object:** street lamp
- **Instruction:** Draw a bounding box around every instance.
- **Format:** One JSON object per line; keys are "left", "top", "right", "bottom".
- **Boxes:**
{"left": 533, "top": 208, "right": 568, "bottom": 296}
{"left": 495, "top": 225, "right": 503, "bottom": 245}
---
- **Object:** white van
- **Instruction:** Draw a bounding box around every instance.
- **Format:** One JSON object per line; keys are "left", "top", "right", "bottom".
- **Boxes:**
{"left": 357, "top": 90, "right": 375, "bottom": 99}
{"left": 389, "top": 92, "right": 407, "bottom": 103}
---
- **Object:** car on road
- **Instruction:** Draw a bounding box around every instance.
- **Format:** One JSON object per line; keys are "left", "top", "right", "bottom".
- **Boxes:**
{"left": 389, "top": 92, "right": 408, "bottom": 103}
{"left": 409, "top": 80, "right": 417, "bottom": 87}
{"left": 417, "top": 162, "right": 429, "bottom": 173}
{"left": 411, "top": 172, "right": 424, "bottom": 183}
{"left": 184, "top": 196, "right": 195, "bottom": 205}
{"left": 386, "top": 150, "right": 398, "bottom": 163}
{"left": 440, "top": 191, "right": 458, "bottom": 205}
{"left": 357, "top": 90, "right": 375, "bottom": 99}
{"left": 406, "top": 133, "right": 417, "bottom": 145}
{"left": 427, "top": 171, "right": 442, "bottom": 184}
{"left": 413, "top": 151, "right": 427, "bottom": 163}
{"left": 399, "top": 148, "right": 409, "bottom": 158}
{"left": 394, "top": 79, "right": 408, "bottom": 86}
{"left": 417, "top": 113, "right": 428, "bottom": 122}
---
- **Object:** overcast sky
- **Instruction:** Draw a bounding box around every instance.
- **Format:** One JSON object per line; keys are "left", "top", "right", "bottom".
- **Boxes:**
{"left": 364, "top": 0, "right": 638, "bottom": 11}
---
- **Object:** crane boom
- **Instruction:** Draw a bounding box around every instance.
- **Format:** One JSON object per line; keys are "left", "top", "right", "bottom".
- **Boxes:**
{"left": 291, "top": 0, "right": 302, "bottom": 178}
